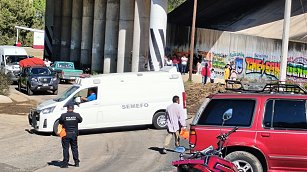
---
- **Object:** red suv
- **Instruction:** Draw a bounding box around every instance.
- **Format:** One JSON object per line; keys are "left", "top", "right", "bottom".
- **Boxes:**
{"left": 190, "top": 83, "right": 307, "bottom": 172}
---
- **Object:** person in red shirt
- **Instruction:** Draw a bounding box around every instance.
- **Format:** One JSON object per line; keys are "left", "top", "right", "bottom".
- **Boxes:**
{"left": 201, "top": 63, "right": 210, "bottom": 85}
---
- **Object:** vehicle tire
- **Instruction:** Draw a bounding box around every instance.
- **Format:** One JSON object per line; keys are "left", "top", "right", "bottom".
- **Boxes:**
{"left": 225, "top": 151, "right": 263, "bottom": 172}
{"left": 27, "top": 84, "right": 33, "bottom": 95}
{"left": 152, "top": 111, "right": 167, "bottom": 129}
{"left": 53, "top": 120, "right": 60, "bottom": 136}
{"left": 18, "top": 81, "right": 21, "bottom": 91}
{"left": 53, "top": 89, "right": 58, "bottom": 95}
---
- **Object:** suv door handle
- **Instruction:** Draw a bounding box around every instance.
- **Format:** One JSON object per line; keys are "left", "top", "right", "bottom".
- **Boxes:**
{"left": 261, "top": 133, "right": 270, "bottom": 137}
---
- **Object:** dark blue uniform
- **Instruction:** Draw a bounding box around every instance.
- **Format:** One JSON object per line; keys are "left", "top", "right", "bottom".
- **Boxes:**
{"left": 59, "top": 111, "right": 82, "bottom": 167}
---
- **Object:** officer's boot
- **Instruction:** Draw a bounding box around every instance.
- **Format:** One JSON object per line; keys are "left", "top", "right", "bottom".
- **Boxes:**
{"left": 75, "top": 160, "right": 80, "bottom": 167}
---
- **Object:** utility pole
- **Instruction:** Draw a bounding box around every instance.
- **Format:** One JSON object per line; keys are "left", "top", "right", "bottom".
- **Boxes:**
{"left": 188, "top": 0, "right": 197, "bottom": 81}
{"left": 280, "top": 0, "right": 292, "bottom": 83}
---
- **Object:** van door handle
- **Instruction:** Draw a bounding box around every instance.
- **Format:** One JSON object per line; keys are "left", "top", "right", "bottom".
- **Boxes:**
{"left": 261, "top": 133, "right": 270, "bottom": 137}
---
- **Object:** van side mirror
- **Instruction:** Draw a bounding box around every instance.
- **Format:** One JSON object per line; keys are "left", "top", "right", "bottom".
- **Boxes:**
{"left": 74, "top": 97, "right": 81, "bottom": 104}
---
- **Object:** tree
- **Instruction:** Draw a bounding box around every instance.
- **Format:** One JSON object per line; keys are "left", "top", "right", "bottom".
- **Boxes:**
{"left": 168, "top": 0, "right": 186, "bottom": 12}
{"left": 0, "top": 0, "right": 45, "bottom": 46}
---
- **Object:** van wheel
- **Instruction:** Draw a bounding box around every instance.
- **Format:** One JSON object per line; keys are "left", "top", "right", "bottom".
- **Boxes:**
{"left": 53, "top": 120, "right": 60, "bottom": 136}
{"left": 152, "top": 112, "right": 167, "bottom": 129}
{"left": 225, "top": 151, "right": 263, "bottom": 172}
{"left": 27, "top": 84, "right": 33, "bottom": 95}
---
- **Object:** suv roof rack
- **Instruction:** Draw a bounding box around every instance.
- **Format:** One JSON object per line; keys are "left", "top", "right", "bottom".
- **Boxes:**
{"left": 225, "top": 80, "right": 307, "bottom": 95}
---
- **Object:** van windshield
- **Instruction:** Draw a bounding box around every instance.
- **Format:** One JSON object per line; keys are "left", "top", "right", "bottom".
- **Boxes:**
{"left": 6, "top": 55, "right": 28, "bottom": 65}
{"left": 54, "top": 86, "right": 79, "bottom": 102}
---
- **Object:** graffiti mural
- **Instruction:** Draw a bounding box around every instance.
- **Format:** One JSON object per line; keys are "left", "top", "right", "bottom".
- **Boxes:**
{"left": 235, "top": 58, "right": 244, "bottom": 74}
{"left": 287, "top": 57, "right": 307, "bottom": 79}
{"left": 245, "top": 57, "right": 280, "bottom": 79}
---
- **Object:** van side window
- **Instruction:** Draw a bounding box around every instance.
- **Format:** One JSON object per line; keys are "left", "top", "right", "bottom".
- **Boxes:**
{"left": 74, "top": 87, "right": 98, "bottom": 103}
{"left": 197, "top": 99, "right": 255, "bottom": 127}
{"left": 264, "top": 99, "right": 307, "bottom": 130}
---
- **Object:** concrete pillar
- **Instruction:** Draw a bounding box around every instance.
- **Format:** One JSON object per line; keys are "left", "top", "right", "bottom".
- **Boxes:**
{"left": 103, "top": 0, "right": 119, "bottom": 74}
{"left": 117, "top": 0, "right": 135, "bottom": 73}
{"left": 60, "top": 0, "right": 72, "bottom": 61}
{"left": 80, "top": 0, "right": 94, "bottom": 69}
{"left": 91, "top": 0, "right": 107, "bottom": 73}
{"left": 70, "top": 0, "right": 83, "bottom": 67}
{"left": 131, "top": 0, "right": 151, "bottom": 72}
{"left": 149, "top": 0, "right": 168, "bottom": 71}
{"left": 44, "top": 0, "right": 54, "bottom": 60}
{"left": 52, "top": 0, "right": 62, "bottom": 61}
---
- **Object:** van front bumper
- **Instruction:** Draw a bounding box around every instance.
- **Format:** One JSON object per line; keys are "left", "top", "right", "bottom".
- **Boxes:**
{"left": 28, "top": 110, "right": 53, "bottom": 133}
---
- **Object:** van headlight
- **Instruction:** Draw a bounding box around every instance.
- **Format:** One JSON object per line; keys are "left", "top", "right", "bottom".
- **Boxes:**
{"left": 41, "top": 106, "right": 55, "bottom": 114}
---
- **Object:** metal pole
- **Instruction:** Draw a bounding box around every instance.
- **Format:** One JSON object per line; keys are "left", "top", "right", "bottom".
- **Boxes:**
{"left": 16, "top": 29, "right": 19, "bottom": 44}
{"left": 280, "top": 0, "right": 292, "bottom": 83}
{"left": 188, "top": 0, "right": 197, "bottom": 81}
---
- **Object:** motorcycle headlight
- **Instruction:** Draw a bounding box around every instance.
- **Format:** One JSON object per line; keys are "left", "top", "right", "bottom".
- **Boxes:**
{"left": 31, "top": 78, "right": 38, "bottom": 82}
{"left": 41, "top": 106, "right": 55, "bottom": 114}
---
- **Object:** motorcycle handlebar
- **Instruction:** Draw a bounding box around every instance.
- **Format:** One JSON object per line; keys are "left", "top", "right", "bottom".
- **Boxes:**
{"left": 217, "top": 126, "right": 239, "bottom": 141}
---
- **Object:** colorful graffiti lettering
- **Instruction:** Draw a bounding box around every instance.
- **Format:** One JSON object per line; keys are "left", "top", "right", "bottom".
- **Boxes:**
{"left": 245, "top": 57, "right": 280, "bottom": 79}
{"left": 235, "top": 58, "right": 243, "bottom": 74}
{"left": 212, "top": 53, "right": 227, "bottom": 69}
{"left": 287, "top": 63, "right": 307, "bottom": 79}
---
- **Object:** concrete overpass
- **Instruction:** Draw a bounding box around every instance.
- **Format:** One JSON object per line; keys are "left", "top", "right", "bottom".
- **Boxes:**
{"left": 44, "top": 0, "right": 168, "bottom": 73}
{"left": 168, "top": 0, "right": 307, "bottom": 43}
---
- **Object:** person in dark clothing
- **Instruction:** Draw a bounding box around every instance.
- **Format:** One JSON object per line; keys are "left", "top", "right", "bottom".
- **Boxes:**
{"left": 59, "top": 103, "right": 83, "bottom": 168}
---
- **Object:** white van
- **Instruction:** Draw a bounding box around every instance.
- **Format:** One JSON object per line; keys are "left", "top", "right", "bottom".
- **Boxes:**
{"left": 29, "top": 67, "right": 187, "bottom": 133}
{"left": 0, "top": 46, "right": 29, "bottom": 81}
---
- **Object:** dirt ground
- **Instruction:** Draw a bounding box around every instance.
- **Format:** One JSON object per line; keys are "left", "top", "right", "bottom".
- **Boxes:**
{"left": 185, "top": 82, "right": 226, "bottom": 116}
{"left": 0, "top": 100, "right": 37, "bottom": 115}
{"left": 24, "top": 47, "right": 44, "bottom": 58}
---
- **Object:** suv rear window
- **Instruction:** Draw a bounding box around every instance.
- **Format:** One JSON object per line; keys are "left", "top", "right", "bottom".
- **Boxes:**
{"left": 197, "top": 99, "right": 255, "bottom": 127}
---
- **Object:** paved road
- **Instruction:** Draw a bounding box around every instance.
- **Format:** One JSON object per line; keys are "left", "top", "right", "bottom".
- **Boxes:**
{"left": 3, "top": 84, "right": 184, "bottom": 172}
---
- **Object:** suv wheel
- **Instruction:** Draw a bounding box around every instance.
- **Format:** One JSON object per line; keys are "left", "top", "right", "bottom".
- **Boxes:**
{"left": 152, "top": 112, "right": 167, "bottom": 129}
{"left": 27, "top": 84, "right": 33, "bottom": 95}
{"left": 225, "top": 151, "right": 263, "bottom": 172}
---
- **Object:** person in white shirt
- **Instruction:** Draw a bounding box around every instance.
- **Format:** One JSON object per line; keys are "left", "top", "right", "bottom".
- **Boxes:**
{"left": 210, "top": 68, "right": 215, "bottom": 83}
{"left": 165, "top": 58, "right": 173, "bottom": 66}
{"left": 44, "top": 58, "right": 52, "bottom": 67}
{"left": 181, "top": 55, "right": 188, "bottom": 74}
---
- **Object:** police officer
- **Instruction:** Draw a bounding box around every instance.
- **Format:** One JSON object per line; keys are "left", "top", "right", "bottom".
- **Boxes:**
{"left": 59, "top": 103, "right": 83, "bottom": 168}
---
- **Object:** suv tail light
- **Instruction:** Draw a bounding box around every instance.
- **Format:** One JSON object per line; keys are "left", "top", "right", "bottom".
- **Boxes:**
{"left": 189, "top": 128, "right": 196, "bottom": 148}
{"left": 182, "top": 92, "right": 187, "bottom": 109}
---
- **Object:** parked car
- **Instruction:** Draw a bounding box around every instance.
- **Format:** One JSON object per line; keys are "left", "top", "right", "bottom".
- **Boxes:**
{"left": 51, "top": 61, "right": 83, "bottom": 82}
{"left": 18, "top": 66, "right": 59, "bottom": 95}
{"left": 190, "top": 82, "right": 307, "bottom": 172}
{"left": 0, "top": 46, "right": 29, "bottom": 82}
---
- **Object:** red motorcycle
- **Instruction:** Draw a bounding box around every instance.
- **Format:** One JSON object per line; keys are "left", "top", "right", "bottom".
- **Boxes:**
{"left": 172, "top": 126, "right": 239, "bottom": 172}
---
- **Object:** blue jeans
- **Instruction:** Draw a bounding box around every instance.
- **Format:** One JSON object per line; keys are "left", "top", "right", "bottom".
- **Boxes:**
{"left": 202, "top": 76, "right": 208, "bottom": 84}
{"left": 181, "top": 64, "right": 187, "bottom": 74}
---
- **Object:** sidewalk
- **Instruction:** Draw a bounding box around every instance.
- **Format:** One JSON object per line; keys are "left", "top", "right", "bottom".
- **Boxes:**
{"left": 181, "top": 73, "right": 225, "bottom": 84}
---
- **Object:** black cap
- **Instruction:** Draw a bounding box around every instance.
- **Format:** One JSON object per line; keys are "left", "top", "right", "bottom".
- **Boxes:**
{"left": 66, "top": 102, "right": 74, "bottom": 109}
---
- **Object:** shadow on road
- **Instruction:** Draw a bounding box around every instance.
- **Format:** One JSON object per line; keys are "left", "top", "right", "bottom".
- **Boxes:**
{"left": 47, "top": 160, "right": 74, "bottom": 167}
{"left": 25, "top": 125, "right": 158, "bottom": 136}
{"left": 148, "top": 147, "right": 177, "bottom": 154}
{"left": 14, "top": 87, "right": 55, "bottom": 96}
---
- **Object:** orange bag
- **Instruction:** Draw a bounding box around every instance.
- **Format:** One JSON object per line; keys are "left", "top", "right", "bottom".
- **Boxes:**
{"left": 57, "top": 124, "right": 66, "bottom": 138}
{"left": 180, "top": 128, "right": 189, "bottom": 140}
